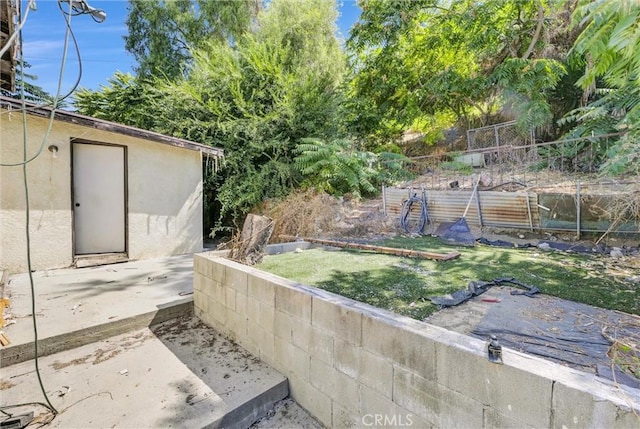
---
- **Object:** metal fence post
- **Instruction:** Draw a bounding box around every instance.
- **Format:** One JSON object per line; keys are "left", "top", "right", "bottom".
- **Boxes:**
{"left": 576, "top": 181, "right": 582, "bottom": 240}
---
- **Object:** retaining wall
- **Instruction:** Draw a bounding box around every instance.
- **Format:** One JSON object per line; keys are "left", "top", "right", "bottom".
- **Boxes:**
{"left": 193, "top": 252, "right": 640, "bottom": 428}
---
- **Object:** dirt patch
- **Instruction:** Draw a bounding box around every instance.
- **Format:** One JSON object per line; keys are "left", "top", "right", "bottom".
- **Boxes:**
{"left": 0, "top": 379, "right": 15, "bottom": 390}
{"left": 94, "top": 348, "right": 122, "bottom": 364}
{"left": 51, "top": 354, "right": 92, "bottom": 370}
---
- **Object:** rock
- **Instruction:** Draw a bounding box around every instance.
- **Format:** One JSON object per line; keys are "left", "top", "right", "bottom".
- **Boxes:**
{"left": 625, "top": 275, "right": 640, "bottom": 284}
{"left": 479, "top": 172, "right": 492, "bottom": 187}
{"left": 537, "top": 243, "right": 551, "bottom": 250}
{"left": 518, "top": 234, "right": 525, "bottom": 239}
{"left": 610, "top": 248, "right": 624, "bottom": 259}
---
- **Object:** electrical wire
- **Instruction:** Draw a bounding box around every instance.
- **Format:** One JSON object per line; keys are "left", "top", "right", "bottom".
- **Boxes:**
{"left": 0, "top": 0, "right": 82, "bottom": 167}
{"left": 0, "top": 0, "right": 84, "bottom": 419}
{"left": 18, "top": 12, "right": 59, "bottom": 419}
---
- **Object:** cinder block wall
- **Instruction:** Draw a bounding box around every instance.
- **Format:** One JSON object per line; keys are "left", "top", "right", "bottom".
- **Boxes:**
{"left": 194, "top": 252, "right": 640, "bottom": 428}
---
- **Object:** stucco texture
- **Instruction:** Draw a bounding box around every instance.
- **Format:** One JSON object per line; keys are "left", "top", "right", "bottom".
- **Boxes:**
{"left": 1, "top": 110, "right": 203, "bottom": 273}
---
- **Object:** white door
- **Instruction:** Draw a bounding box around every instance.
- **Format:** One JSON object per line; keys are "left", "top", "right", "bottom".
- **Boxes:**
{"left": 73, "top": 143, "right": 126, "bottom": 254}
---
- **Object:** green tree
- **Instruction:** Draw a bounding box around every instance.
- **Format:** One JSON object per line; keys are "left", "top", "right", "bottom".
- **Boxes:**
{"left": 294, "top": 138, "right": 411, "bottom": 198}
{"left": 562, "top": 0, "right": 640, "bottom": 175}
{"left": 74, "top": 72, "right": 158, "bottom": 129}
{"left": 346, "top": 0, "right": 577, "bottom": 144}
{"left": 124, "top": 0, "right": 260, "bottom": 79}
{"left": 1, "top": 61, "right": 56, "bottom": 104}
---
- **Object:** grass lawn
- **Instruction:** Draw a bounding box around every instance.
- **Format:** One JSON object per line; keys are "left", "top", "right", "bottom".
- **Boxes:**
{"left": 257, "top": 236, "right": 639, "bottom": 320}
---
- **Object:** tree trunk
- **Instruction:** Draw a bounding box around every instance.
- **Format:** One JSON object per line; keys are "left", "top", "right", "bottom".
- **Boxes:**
{"left": 229, "top": 214, "right": 274, "bottom": 265}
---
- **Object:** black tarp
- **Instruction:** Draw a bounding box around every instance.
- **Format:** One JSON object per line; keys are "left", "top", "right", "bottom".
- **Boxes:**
{"left": 469, "top": 288, "right": 640, "bottom": 389}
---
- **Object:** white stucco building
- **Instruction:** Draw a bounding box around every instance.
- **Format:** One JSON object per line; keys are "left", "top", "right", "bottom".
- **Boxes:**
{"left": 0, "top": 96, "right": 223, "bottom": 273}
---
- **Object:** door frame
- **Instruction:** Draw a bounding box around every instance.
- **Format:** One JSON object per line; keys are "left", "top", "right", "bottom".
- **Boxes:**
{"left": 70, "top": 139, "right": 129, "bottom": 258}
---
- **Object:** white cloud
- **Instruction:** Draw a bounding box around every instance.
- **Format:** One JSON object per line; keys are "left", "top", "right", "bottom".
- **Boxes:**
{"left": 22, "top": 40, "right": 66, "bottom": 58}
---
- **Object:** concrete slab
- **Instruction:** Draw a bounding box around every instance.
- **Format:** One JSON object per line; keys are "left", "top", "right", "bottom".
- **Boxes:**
{"left": 1, "top": 315, "right": 288, "bottom": 429}
{"left": 1, "top": 254, "right": 196, "bottom": 366}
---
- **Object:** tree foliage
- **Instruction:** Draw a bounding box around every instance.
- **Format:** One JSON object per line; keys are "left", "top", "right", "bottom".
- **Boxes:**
{"left": 124, "top": 0, "right": 260, "bottom": 79}
{"left": 294, "top": 138, "right": 411, "bottom": 198}
{"left": 1, "top": 62, "right": 57, "bottom": 105}
{"left": 74, "top": 71, "right": 158, "bottom": 129}
{"left": 563, "top": 0, "right": 640, "bottom": 175}
{"left": 346, "top": 0, "right": 578, "bottom": 142}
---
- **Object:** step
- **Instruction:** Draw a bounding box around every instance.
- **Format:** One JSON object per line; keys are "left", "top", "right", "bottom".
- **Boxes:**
{"left": 0, "top": 298, "right": 193, "bottom": 367}
{"left": 1, "top": 315, "right": 288, "bottom": 429}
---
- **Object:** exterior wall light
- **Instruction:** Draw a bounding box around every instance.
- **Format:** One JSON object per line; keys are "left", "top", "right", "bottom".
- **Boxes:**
{"left": 48, "top": 144, "right": 59, "bottom": 158}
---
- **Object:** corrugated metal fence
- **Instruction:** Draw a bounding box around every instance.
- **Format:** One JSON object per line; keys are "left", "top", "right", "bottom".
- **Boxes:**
{"left": 384, "top": 186, "right": 639, "bottom": 235}
{"left": 385, "top": 187, "right": 539, "bottom": 230}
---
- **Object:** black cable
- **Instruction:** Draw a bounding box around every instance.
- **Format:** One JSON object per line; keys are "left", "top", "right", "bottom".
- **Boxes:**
{"left": 20, "top": 39, "right": 59, "bottom": 419}
{"left": 400, "top": 189, "right": 432, "bottom": 235}
{"left": 0, "top": 0, "right": 83, "bottom": 167}
{"left": 0, "top": 1, "right": 63, "bottom": 419}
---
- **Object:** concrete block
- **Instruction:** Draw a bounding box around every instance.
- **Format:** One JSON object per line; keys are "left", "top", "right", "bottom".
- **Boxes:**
{"left": 248, "top": 321, "right": 275, "bottom": 364}
{"left": 334, "top": 338, "right": 393, "bottom": 399}
{"left": 197, "top": 255, "right": 224, "bottom": 282}
{"left": 332, "top": 401, "right": 359, "bottom": 428}
{"left": 393, "top": 365, "right": 483, "bottom": 429}
{"left": 199, "top": 276, "right": 216, "bottom": 300}
{"left": 193, "top": 254, "right": 205, "bottom": 274}
{"left": 248, "top": 275, "right": 276, "bottom": 306}
{"left": 260, "top": 304, "right": 275, "bottom": 333}
{"left": 225, "top": 287, "right": 236, "bottom": 311}
{"left": 274, "top": 310, "right": 293, "bottom": 340}
{"left": 204, "top": 277, "right": 225, "bottom": 304}
{"left": 193, "top": 272, "right": 203, "bottom": 292}
{"left": 312, "top": 297, "right": 362, "bottom": 346}
{"left": 551, "top": 381, "right": 640, "bottom": 429}
{"left": 360, "top": 385, "right": 425, "bottom": 428}
{"left": 248, "top": 299, "right": 260, "bottom": 324}
{"left": 310, "top": 357, "right": 359, "bottom": 411}
{"left": 195, "top": 254, "right": 218, "bottom": 279}
{"left": 236, "top": 291, "right": 248, "bottom": 318}
{"left": 273, "top": 335, "right": 292, "bottom": 376}
{"left": 289, "top": 374, "right": 332, "bottom": 428}
{"left": 362, "top": 314, "right": 436, "bottom": 379}
{"left": 195, "top": 306, "right": 216, "bottom": 330}
{"left": 265, "top": 241, "right": 312, "bottom": 254}
{"left": 225, "top": 264, "right": 248, "bottom": 294}
{"left": 484, "top": 408, "right": 536, "bottom": 429}
{"left": 247, "top": 299, "right": 275, "bottom": 333}
{"left": 193, "top": 290, "right": 209, "bottom": 314}
{"left": 289, "top": 344, "right": 311, "bottom": 381}
{"left": 226, "top": 308, "right": 247, "bottom": 340}
{"left": 434, "top": 340, "right": 552, "bottom": 427}
{"left": 275, "top": 285, "right": 312, "bottom": 322}
{"left": 209, "top": 299, "right": 227, "bottom": 328}
{"left": 292, "top": 322, "right": 333, "bottom": 365}
{"left": 210, "top": 262, "right": 226, "bottom": 283}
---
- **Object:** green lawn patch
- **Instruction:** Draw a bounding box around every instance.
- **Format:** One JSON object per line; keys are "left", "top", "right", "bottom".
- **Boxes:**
{"left": 257, "top": 236, "right": 639, "bottom": 320}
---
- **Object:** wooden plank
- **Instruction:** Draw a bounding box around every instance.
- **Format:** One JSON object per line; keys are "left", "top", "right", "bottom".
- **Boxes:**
{"left": 0, "top": 332, "right": 10, "bottom": 347}
{"left": 279, "top": 235, "right": 460, "bottom": 261}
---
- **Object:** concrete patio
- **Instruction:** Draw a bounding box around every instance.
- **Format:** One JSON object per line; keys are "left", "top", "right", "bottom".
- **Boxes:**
{"left": 1, "top": 254, "right": 196, "bottom": 366}
{"left": 0, "top": 254, "right": 320, "bottom": 428}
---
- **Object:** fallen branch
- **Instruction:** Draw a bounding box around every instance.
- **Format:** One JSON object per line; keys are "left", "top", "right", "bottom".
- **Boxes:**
{"left": 279, "top": 235, "right": 460, "bottom": 261}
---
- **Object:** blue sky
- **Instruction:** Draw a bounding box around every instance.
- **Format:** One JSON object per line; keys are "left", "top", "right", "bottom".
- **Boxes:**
{"left": 20, "top": 0, "right": 362, "bottom": 97}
